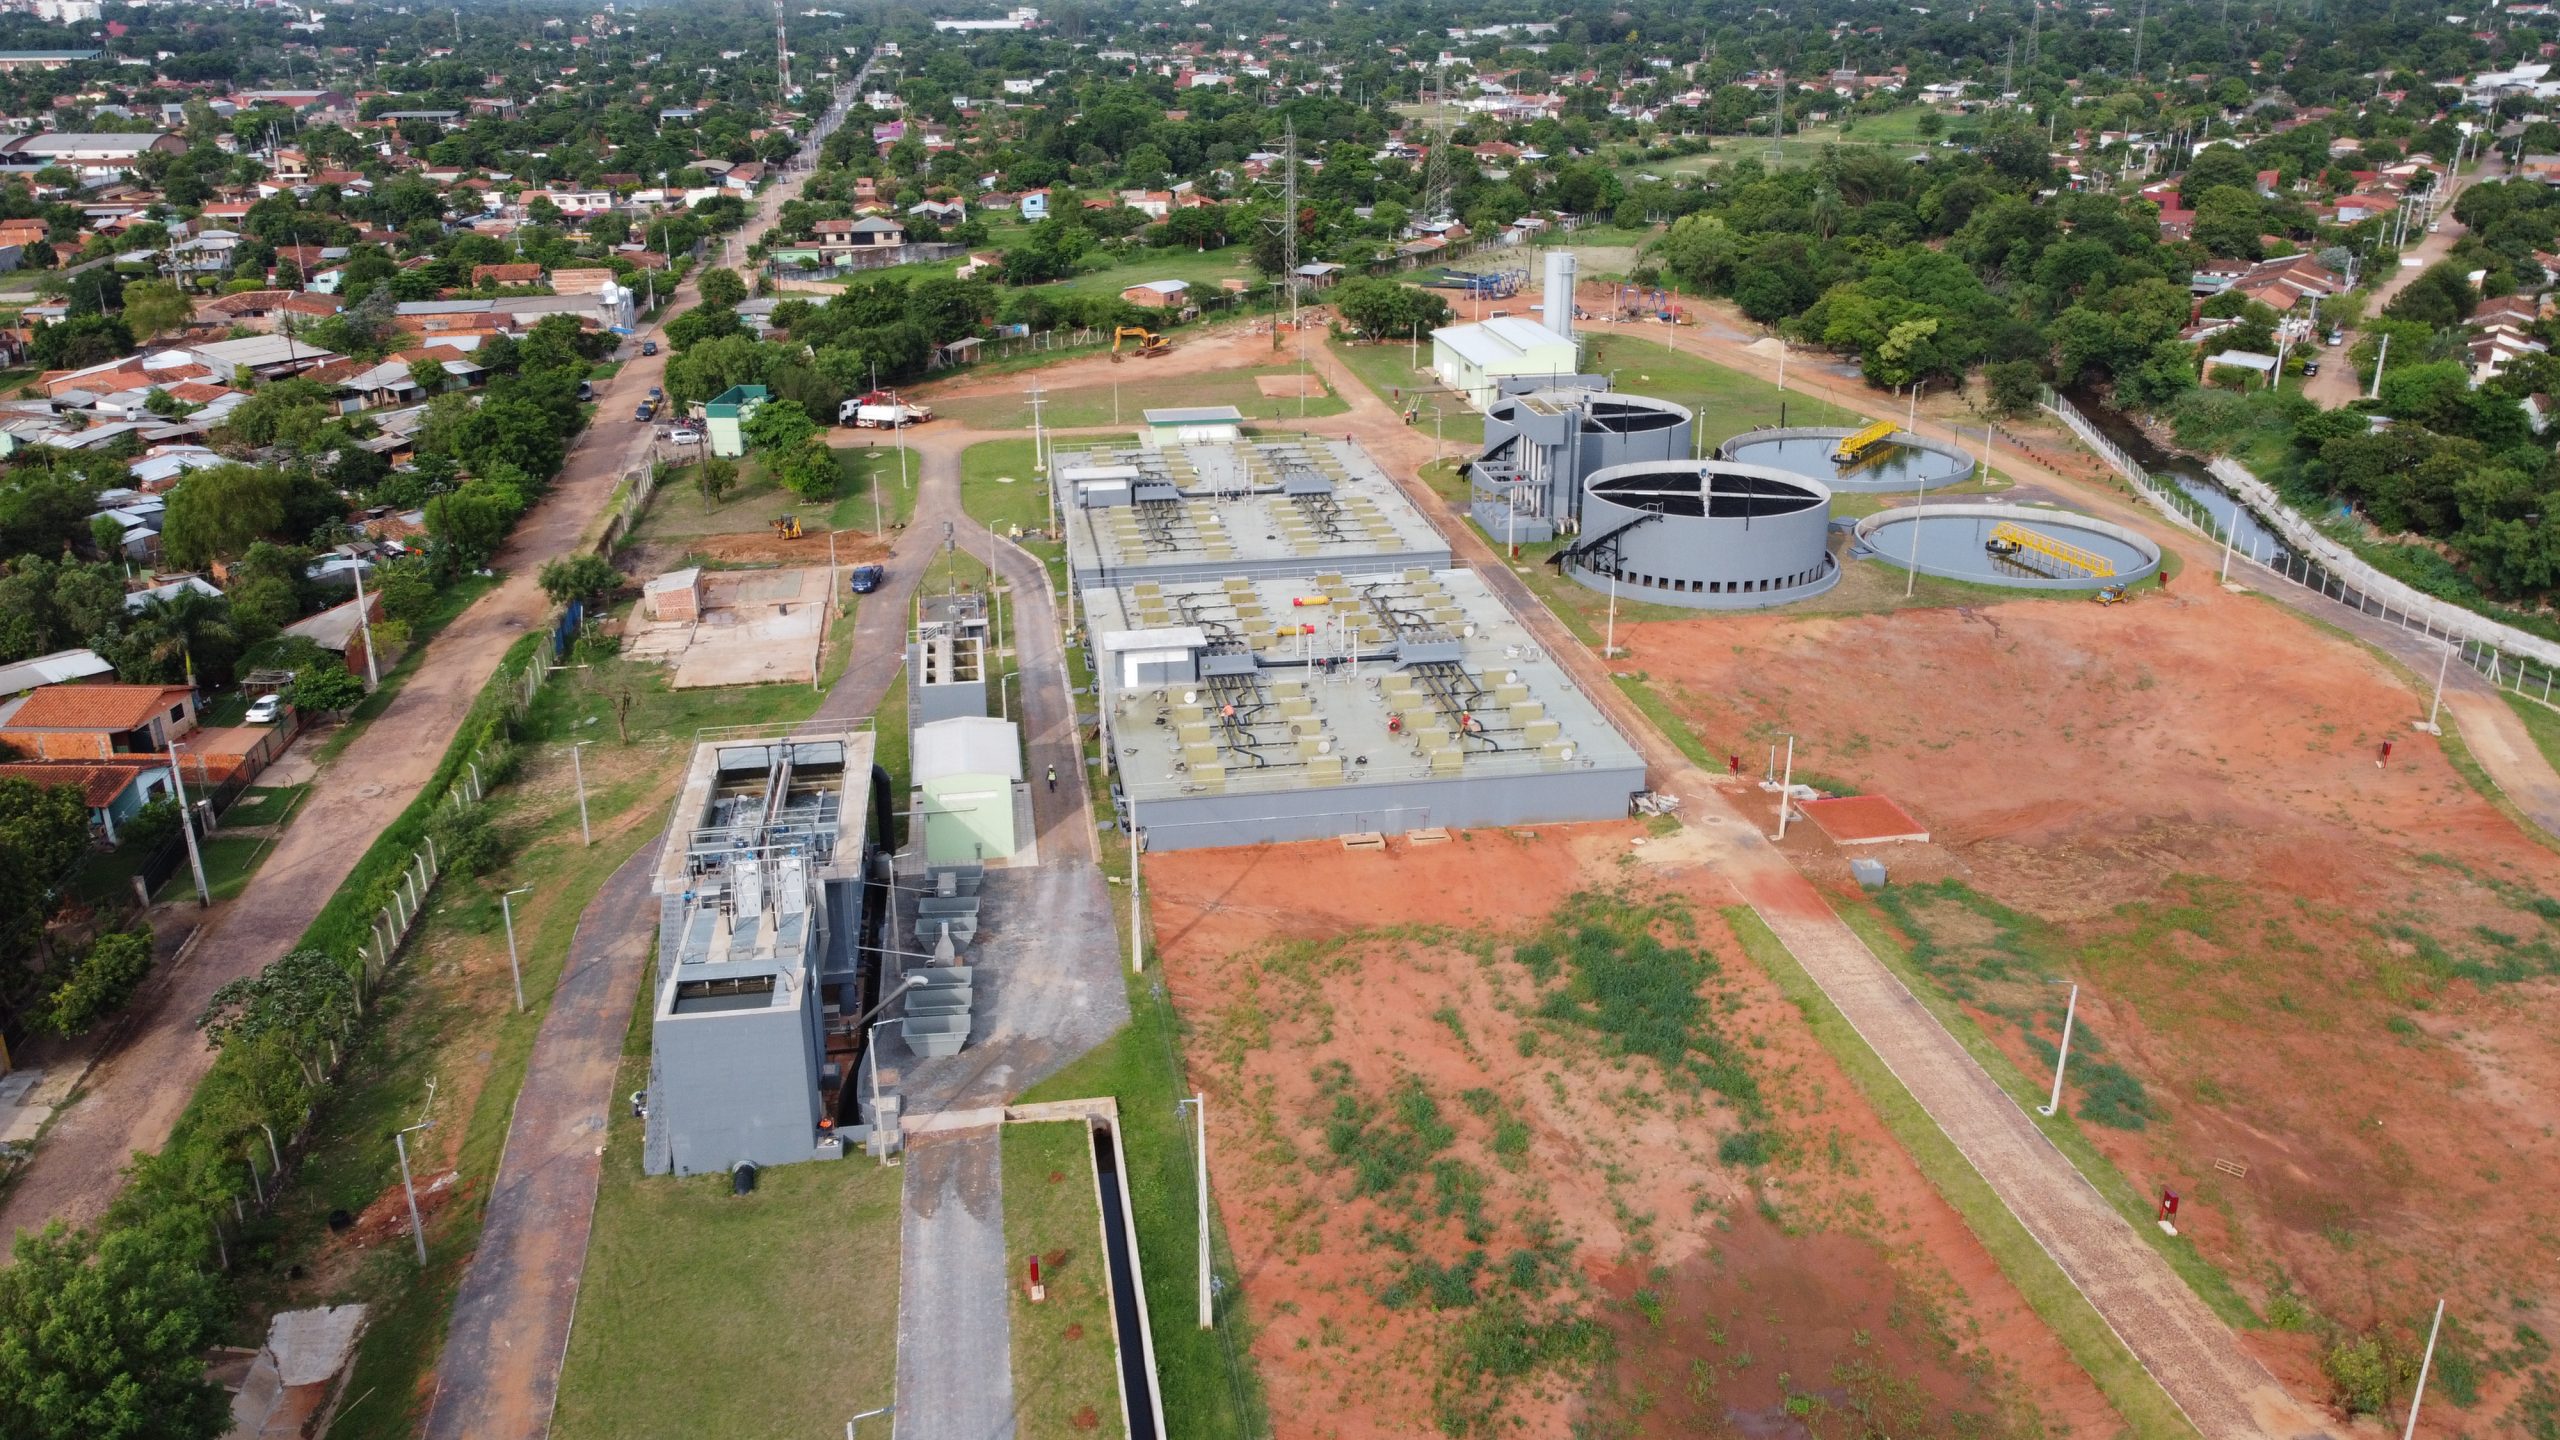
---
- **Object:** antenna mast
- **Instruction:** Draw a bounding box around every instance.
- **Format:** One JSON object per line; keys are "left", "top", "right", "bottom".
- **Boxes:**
{"left": 1281, "top": 119, "right": 1300, "bottom": 331}
{"left": 776, "top": 0, "right": 793, "bottom": 97}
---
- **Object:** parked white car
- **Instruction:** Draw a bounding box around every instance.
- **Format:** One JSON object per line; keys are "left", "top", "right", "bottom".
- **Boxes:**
{"left": 667, "top": 426, "right": 703, "bottom": 445}
{"left": 245, "top": 693, "right": 284, "bottom": 725}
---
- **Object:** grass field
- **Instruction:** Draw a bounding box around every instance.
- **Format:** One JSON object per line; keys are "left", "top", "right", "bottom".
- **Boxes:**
{"left": 961, "top": 438, "right": 1051, "bottom": 538}
{"left": 553, "top": 1040, "right": 902, "bottom": 1439}
{"left": 1325, "top": 337, "right": 1485, "bottom": 446}
{"left": 637, "top": 448, "right": 916, "bottom": 544}
{"left": 1003, "top": 1120, "right": 1127, "bottom": 1440}
{"left": 1725, "top": 908, "right": 2201, "bottom": 1440}
{"left": 1054, "top": 242, "right": 1261, "bottom": 300}
{"left": 929, "top": 365, "right": 1345, "bottom": 431}
{"left": 1579, "top": 332, "right": 1867, "bottom": 446}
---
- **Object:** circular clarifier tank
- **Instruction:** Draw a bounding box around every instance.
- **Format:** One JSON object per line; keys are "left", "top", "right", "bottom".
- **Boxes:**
{"left": 1852, "top": 504, "right": 2162, "bottom": 589}
{"left": 1721, "top": 426, "right": 1978, "bottom": 492}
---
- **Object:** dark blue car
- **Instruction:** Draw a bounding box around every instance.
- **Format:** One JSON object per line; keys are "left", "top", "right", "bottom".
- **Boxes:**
{"left": 848, "top": 564, "right": 885, "bottom": 594}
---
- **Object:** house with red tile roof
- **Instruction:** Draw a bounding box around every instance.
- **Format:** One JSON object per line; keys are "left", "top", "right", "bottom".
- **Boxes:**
{"left": 0, "top": 757, "right": 176, "bottom": 842}
{"left": 0, "top": 682, "right": 199, "bottom": 760}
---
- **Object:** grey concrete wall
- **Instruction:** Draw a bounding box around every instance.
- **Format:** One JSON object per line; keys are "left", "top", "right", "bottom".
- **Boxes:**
{"left": 1129, "top": 762, "right": 1646, "bottom": 850}
{"left": 1079, "top": 545, "right": 1451, "bottom": 590}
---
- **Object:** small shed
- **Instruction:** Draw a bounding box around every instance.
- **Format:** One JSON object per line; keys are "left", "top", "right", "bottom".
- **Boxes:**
{"left": 1143, "top": 405, "right": 1244, "bottom": 446}
{"left": 704, "top": 384, "right": 770, "bottom": 459}
{"left": 913, "top": 715, "right": 1023, "bottom": 866}
{"left": 227, "top": 1304, "right": 368, "bottom": 1439}
{"left": 1120, "top": 278, "right": 1191, "bottom": 309}
{"left": 644, "top": 567, "right": 704, "bottom": 622}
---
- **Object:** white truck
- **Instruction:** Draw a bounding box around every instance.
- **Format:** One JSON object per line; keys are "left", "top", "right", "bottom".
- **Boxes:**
{"left": 839, "top": 390, "right": 933, "bottom": 428}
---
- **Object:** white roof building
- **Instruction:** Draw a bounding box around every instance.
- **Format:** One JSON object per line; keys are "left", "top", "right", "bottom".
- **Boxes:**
{"left": 1430, "top": 316, "right": 1582, "bottom": 410}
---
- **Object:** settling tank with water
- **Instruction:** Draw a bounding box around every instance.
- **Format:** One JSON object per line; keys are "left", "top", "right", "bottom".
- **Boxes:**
{"left": 1721, "top": 426, "right": 1978, "bottom": 493}
{"left": 1852, "top": 504, "right": 2162, "bottom": 589}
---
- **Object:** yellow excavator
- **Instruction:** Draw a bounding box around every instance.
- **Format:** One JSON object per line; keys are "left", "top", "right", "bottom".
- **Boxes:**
{"left": 1111, "top": 326, "right": 1172, "bottom": 362}
{"left": 771, "top": 514, "right": 804, "bottom": 540}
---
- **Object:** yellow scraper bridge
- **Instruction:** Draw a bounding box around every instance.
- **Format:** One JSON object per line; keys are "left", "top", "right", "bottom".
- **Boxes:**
{"left": 1986, "top": 521, "right": 2115, "bottom": 578}
{"left": 1830, "top": 419, "right": 1899, "bottom": 465}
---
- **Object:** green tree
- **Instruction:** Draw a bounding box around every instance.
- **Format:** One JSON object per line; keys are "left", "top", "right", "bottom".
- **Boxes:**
{"left": 694, "top": 455, "right": 740, "bottom": 511}
{"left": 198, "top": 946, "right": 356, "bottom": 1089}
{"left": 697, "top": 266, "right": 748, "bottom": 308}
{"left": 536, "top": 553, "right": 620, "bottom": 610}
{"left": 743, "top": 398, "right": 820, "bottom": 453}
{"left": 118, "top": 279, "right": 191, "bottom": 343}
{"left": 287, "top": 662, "right": 365, "bottom": 717}
{"left": 0, "top": 1216, "right": 230, "bottom": 1440}
{"left": 407, "top": 356, "right": 450, "bottom": 397}
{"left": 774, "top": 437, "right": 842, "bottom": 500}
{"left": 1984, "top": 359, "right": 2044, "bottom": 416}
{"left": 44, "top": 931, "right": 153, "bottom": 1036}
{"left": 160, "top": 466, "right": 291, "bottom": 570}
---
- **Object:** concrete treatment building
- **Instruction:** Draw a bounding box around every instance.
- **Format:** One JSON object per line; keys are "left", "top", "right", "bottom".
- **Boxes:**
{"left": 1551, "top": 459, "right": 1842, "bottom": 609}
{"left": 1086, "top": 567, "right": 1645, "bottom": 848}
{"left": 1055, "top": 438, "right": 1450, "bottom": 589}
{"left": 642, "top": 728, "right": 888, "bottom": 1177}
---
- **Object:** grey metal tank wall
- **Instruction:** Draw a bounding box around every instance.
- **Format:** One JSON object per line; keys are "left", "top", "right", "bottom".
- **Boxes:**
{"left": 1477, "top": 396, "right": 1694, "bottom": 528}
{"left": 652, "top": 1002, "right": 827, "bottom": 1175}
{"left": 1566, "top": 481, "right": 1841, "bottom": 611}
{"left": 1469, "top": 500, "right": 1557, "bottom": 542}
{"left": 1129, "top": 761, "right": 1647, "bottom": 850}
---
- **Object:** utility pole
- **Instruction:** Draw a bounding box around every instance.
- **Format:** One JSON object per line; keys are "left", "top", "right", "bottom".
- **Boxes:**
{"left": 1128, "top": 801, "right": 1144, "bottom": 973}
{"left": 165, "top": 741, "right": 210, "bottom": 907}
{"left": 2404, "top": 1299, "right": 2446, "bottom": 1440}
{"left": 2368, "top": 330, "right": 2390, "bottom": 400}
{"left": 394, "top": 1119, "right": 434, "bottom": 1267}
{"left": 568, "top": 740, "right": 593, "bottom": 846}
{"left": 1282, "top": 119, "right": 1301, "bottom": 335}
{"left": 2131, "top": 0, "right": 2148, "bottom": 81}
{"left": 1178, "top": 1094, "right": 1213, "bottom": 1328}
{"left": 499, "top": 886, "right": 532, "bottom": 1012}
{"left": 351, "top": 561, "right": 381, "bottom": 691}
{"left": 1774, "top": 734, "right": 1796, "bottom": 840}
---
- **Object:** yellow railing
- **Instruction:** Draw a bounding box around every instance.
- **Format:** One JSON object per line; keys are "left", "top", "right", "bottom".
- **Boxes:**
{"left": 1988, "top": 521, "right": 2115, "bottom": 578}
{"left": 1830, "top": 419, "right": 1899, "bottom": 465}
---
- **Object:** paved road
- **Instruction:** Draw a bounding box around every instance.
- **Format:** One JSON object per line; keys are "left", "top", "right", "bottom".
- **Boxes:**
{"left": 1282, "top": 328, "right": 2333, "bottom": 1439}
{"left": 879, "top": 430, "right": 1128, "bottom": 1440}
{"left": 0, "top": 100, "right": 830, "bottom": 1248}
{"left": 419, "top": 840, "right": 662, "bottom": 1440}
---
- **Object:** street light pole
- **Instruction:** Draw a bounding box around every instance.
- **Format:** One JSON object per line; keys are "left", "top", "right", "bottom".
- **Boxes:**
{"left": 393, "top": 1120, "right": 434, "bottom": 1267}
{"left": 2038, "top": 984, "right": 2079, "bottom": 1116}
{"left": 847, "top": 1406, "right": 895, "bottom": 1439}
{"left": 165, "top": 740, "right": 210, "bottom": 906}
{"left": 1129, "top": 799, "right": 1144, "bottom": 974}
{"left": 569, "top": 741, "right": 593, "bottom": 846}
{"left": 499, "top": 886, "right": 532, "bottom": 1012}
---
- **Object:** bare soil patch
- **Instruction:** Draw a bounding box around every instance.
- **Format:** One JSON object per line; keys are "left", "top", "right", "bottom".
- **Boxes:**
{"left": 1628, "top": 582, "right": 2560, "bottom": 1426}
{"left": 1147, "top": 826, "right": 2114, "bottom": 1439}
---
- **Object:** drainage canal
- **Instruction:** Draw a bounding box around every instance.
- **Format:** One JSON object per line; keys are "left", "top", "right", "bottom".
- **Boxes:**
{"left": 1092, "top": 1124, "right": 1162, "bottom": 1440}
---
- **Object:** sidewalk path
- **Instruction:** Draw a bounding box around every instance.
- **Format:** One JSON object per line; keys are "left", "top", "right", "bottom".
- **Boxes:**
{"left": 0, "top": 114, "right": 824, "bottom": 1249}
{"left": 419, "top": 840, "right": 661, "bottom": 1440}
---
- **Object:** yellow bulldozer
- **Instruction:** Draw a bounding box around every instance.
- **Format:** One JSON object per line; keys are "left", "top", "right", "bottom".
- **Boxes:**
{"left": 1111, "top": 326, "right": 1172, "bottom": 362}
{"left": 771, "top": 514, "right": 804, "bottom": 540}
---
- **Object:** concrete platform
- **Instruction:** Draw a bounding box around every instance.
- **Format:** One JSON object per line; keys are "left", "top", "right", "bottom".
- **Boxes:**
{"left": 624, "top": 566, "right": 832, "bottom": 688}
{"left": 1797, "top": 793, "right": 1931, "bottom": 845}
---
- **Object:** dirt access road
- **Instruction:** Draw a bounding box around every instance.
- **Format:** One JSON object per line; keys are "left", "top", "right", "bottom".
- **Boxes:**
{"left": 0, "top": 135, "right": 827, "bottom": 1252}
{"left": 2300, "top": 152, "right": 2500, "bottom": 409}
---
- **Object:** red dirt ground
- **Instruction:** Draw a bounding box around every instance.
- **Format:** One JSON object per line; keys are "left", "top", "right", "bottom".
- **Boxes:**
{"left": 1148, "top": 825, "right": 2118, "bottom": 1440}
{"left": 1627, "top": 582, "right": 2560, "bottom": 1428}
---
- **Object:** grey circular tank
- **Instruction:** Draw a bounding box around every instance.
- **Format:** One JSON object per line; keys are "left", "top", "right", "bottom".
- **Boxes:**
{"left": 1473, "top": 390, "right": 1695, "bottom": 541}
{"left": 1559, "top": 460, "right": 1839, "bottom": 609}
